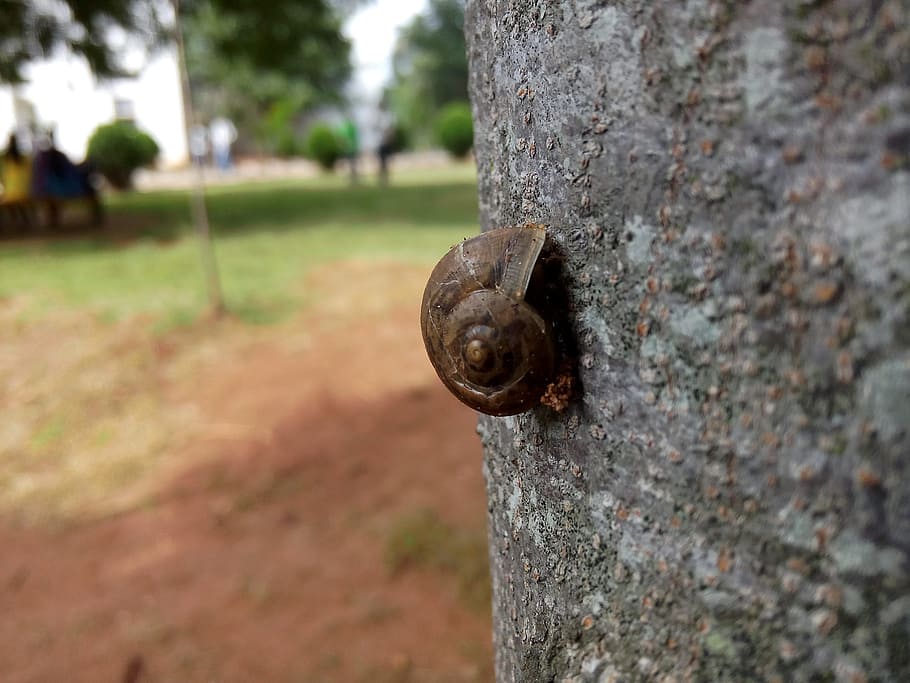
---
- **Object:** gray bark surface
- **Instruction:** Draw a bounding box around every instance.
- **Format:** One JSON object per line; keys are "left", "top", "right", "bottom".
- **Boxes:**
{"left": 465, "top": 1, "right": 910, "bottom": 681}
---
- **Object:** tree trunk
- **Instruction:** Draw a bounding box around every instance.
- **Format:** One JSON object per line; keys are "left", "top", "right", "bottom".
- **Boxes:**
{"left": 464, "top": 1, "right": 910, "bottom": 681}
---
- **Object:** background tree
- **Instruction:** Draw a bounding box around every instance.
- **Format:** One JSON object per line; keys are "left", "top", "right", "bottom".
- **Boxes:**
{"left": 180, "top": 0, "right": 355, "bottom": 154}
{"left": 0, "top": 0, "right": 166, "bottom": 83}
{"left": 387, "top": 0, "right": 468, "bottom": 147}
{"left": 1, "top": 0, "right": 358, "bottom": 156}
{"left": 465, "top": 0, "right": 909, "bottom": 681}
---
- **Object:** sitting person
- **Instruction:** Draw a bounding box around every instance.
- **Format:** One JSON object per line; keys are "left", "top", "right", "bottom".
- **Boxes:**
{"left": 0, "top": 133, "right": 35, "bottom": 229}
{"left": 1, "top": 133, "right": 31, "bottom": 201}
{"left": 30, "top": 131, "right": 102, "bottom": 227}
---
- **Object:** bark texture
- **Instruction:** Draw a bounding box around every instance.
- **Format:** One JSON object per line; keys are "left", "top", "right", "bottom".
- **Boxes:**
{"left": 465, "top": 1, "right": 910, "bottom": 681}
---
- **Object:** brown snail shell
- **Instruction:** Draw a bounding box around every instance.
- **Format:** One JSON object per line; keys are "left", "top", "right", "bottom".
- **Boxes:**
{"left": 420, "top": 225, "right": 557, "bottom": 416}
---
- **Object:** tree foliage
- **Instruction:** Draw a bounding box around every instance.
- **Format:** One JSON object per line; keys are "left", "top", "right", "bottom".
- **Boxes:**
{"left": 387, "top": 0, "right": 468, "bottom": 146}
{"left": 181, "top": 0, "right": 354, "bottom": 152}
{"left": 1, "top": 0, "right": 358, "bottom": 153}
{"left": 0, "top": 0, "right": 166, "bottom": 83}
{"left": 181, "top": 0, "right": 350, "bottom": 107}
{"left": 0, "top": 0, "right": 359, "bottom": 79}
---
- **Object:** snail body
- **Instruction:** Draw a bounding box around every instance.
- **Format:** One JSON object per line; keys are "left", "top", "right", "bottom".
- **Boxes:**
{"left": 420, "top": 225, "right": 557, "bottom": 416}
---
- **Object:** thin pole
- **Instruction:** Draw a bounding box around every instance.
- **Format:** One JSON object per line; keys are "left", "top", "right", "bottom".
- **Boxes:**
{"left": 172, "top": 0, "right": 225, "bottom": 317}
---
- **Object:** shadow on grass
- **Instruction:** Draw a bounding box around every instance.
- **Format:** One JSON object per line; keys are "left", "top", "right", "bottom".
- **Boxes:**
{"left": 0, "top": 179, "right": 478, "bottom": 254}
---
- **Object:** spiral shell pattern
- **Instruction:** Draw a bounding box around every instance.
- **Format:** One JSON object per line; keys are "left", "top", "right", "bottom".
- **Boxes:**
{"left": 420, "top": 225, "right": 556, "bottom": 416}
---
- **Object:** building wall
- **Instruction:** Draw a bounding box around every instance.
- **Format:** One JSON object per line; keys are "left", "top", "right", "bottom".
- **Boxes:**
{"left": 0, "top": 47, "right": 188, "bottom": 167}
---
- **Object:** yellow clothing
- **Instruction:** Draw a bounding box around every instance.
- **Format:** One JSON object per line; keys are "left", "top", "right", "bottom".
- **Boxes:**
{"left": 1, "top": 157, "right": 31, "bottom": 202}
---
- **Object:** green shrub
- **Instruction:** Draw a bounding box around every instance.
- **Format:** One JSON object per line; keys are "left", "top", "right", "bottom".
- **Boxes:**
{"left": 261, "top": 96, "right": 304, "bottom": 158}
{"left": 86, "top": 121, "right": 159, "bottom": 189}
{"left": 434, "top": 102, "right": 474, "bottom": 158}
{"left": 306, "top": 124, "right": 342, "bottom": 171}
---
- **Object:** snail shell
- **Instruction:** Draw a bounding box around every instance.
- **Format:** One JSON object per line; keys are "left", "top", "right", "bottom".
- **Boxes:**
{"left": 420, "top": 225, "right": 557, "bottom": 416}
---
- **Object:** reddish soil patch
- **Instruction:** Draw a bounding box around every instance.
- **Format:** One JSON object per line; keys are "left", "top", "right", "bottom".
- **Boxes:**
{"left": 0, "top": 265, "right": 492, "bottom": 682}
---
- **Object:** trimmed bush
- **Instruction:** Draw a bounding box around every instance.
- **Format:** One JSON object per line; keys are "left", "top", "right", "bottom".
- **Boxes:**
{"left": 306, "top": 124, "right": 342, "bottom": 171}
{"left": 86, "top": 121, "right": 159, "bottom": 189}
{"left": 434, "top": 102, "right": 474, "bottom": 158}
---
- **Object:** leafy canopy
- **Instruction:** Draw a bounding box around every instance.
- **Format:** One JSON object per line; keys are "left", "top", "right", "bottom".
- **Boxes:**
{"left": 0, "top": 0, "right": 357, "bottom": 91}
{"left": 0, "top": 0, "right": 166, "bottom": 83}
{"left": 181, "top": 0, "right": 354, "bottom": 151}
{"left": 387, "top": 0, "right": 468, "bottom": 144}
{"left": 182, "top": 0, "right": 351, "bottom": 98}
{"left": 1, "top": 0, "right": 363, "bottom": 153}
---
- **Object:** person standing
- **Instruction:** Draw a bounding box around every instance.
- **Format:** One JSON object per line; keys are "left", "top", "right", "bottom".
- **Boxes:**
{"left": 375, "top": 103, "right": 397, "bottom": 187}
{"left": 338, "top": 117, "right": 360, "bottom": 185}
{"left": 209, "top": 116, "right": 237, "bottom": 171}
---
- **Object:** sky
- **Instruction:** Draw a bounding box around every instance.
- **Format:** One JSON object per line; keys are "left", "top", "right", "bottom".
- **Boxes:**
{"left": 344, "top": 0, "right": 428, "bottom": 98}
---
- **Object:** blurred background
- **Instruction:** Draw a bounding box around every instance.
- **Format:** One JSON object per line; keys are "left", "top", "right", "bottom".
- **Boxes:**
{"left": 0, "top": 1, "right": 492, "bottom": 681}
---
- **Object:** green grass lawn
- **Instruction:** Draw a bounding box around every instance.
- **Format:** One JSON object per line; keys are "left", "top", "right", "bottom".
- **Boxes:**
{"left": 0, "top": 165, "right": 479, "bottom": 326}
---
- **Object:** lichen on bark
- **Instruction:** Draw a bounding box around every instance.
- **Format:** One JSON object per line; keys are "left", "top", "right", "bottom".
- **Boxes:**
{"left": 465, "top": 1, "right": 910, "bottom": 681}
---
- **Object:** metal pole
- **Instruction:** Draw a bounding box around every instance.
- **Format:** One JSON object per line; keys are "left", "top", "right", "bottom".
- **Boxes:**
{"left": 172, "top": 0, "right": 225, "bottom": 317}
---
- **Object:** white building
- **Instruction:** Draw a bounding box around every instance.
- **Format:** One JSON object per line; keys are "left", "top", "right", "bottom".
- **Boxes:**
{"left": 0, "top": 46, "right": 188, "bottom": 168}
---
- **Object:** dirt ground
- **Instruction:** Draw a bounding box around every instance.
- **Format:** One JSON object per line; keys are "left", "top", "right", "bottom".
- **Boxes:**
{"left": 0, "top": 262, "right": 492, "bottom": 682}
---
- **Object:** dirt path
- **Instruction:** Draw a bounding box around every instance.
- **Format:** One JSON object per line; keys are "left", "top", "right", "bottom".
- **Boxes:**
{"left": 1, "top": 262, "right": 492, "bottom": 682}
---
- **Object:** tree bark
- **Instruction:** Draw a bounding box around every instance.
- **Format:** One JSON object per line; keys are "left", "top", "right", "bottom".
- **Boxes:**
{"left": 465, "top": 1, "right": 910, "bottom": 681}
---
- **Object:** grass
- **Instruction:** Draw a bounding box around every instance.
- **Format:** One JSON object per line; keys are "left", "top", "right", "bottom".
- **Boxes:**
{"left": 0, "top": 164, "right": 479, "bottom": 325}
{"left": 0, "top": 164, "right": 480, "bottom": 524}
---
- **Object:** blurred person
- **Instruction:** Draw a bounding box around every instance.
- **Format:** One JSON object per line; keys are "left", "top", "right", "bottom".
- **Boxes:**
{"left": 0, "top": 133, "right": 35, "bottom": 229}
{"left": 209, "top": 116, "right": 237, "bottom": 171}
{"left": 375, "top": 101, "right": 397, "bottom": 187}
{"left": 189, "top": 123, "right": 209, "bottom": 167}
{"left": 31, "top": 129, "right": 102, "bottom": 227}
{"left": 2, "top": 133, "right": 31, "bottom": 201}
{"left": 338, "top": 117, "right": 360, "bottom": 185}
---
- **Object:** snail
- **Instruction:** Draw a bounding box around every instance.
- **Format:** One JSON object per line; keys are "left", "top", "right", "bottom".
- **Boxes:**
{"left": 420, "top": 224, "right": 557, "bottom": 416}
